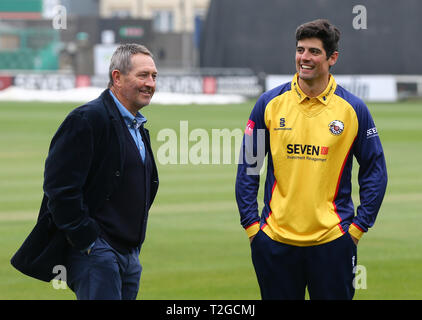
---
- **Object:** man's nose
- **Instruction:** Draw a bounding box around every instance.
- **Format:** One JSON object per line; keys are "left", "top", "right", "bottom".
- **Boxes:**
{"left": 300, "top": 50, "right": 312, "bottom": 61}
{"left": 144, "top": 75, "right": 156, "bottom": 87}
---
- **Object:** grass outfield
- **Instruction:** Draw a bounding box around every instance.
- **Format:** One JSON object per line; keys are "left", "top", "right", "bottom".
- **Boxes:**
{"left": 0, "top": 98, "right": 421, "bottom": 300}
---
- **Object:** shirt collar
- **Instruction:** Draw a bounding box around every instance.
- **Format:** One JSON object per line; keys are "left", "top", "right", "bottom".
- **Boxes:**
{"left": 291, "top": 73, "right": 337, "bottom": 105}
{"left": 109, "top": 89, "right": 147, "bottom": 129}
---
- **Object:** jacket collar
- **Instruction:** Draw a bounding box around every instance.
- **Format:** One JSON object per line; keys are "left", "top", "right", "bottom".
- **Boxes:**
{"left": 100, "top": 89, "right": 126, "bottom": 173}
{"left": 100, "top": 89, "right": 122, "bottom": 121}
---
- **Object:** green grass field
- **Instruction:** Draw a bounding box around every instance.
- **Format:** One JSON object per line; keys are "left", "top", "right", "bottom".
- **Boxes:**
{"left": 0, "top": 98, "right": 421, "bottom": 300}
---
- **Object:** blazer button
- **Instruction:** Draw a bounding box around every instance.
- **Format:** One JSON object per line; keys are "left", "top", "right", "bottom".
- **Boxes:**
{"left": 115, "top": 170, "right": 120, "bottom": 177}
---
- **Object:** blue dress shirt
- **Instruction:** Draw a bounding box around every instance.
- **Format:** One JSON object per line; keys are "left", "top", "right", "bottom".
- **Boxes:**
{"left": 109, "top": 90, "right": 147, "bottom": 162}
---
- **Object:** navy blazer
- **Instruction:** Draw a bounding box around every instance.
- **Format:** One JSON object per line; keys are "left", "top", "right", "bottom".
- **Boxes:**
{"left": 11, "top": 89, "right": 159, "bottom": 282}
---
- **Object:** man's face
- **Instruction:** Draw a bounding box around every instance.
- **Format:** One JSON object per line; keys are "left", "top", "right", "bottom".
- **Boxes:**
{"left": 295, "top": 38, "right": 338, "bottom": 83}
{"left": 115, "top": 53, "right": 157, "bottom": 111}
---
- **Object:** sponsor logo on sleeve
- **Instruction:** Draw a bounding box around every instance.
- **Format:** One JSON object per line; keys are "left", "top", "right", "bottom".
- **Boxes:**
{"left": 366, "top": 127, "right": 378, "bottom": 139}
{"left": 244, "top": 119, "right": 255, "bottom": 136}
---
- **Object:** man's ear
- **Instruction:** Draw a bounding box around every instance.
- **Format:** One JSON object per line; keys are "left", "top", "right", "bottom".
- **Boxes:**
{"left": 111, "top": 69, "right": 122, "bottom": 87}
{"left": 328, "top": 51, "right": 339, "bottom": 67}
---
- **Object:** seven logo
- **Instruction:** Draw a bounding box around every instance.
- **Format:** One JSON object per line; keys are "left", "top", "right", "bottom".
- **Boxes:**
{"left": 287, "top": 144, "right": 329, "bottom": 156}
{"left": 329, "top": 120, "right": 344, "bottom": 135}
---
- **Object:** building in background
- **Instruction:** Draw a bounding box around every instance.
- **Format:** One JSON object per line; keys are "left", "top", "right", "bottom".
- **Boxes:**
{"left": 1, "top": 0, "right": 421, "bottom": 100}
{"left": 200, "top": 0, "right": 422, "bottom": 99}
{"left": 100, "top": 0, "right": 209, "bottom": 33}
{"left": 0, "top": 0, "right": 60, "bottom": 72}
{"left": 100, "top": 0, "right": 210, "bottom": 69}
{"left": 0, "top": 0, "right": 210, "bottom": 75}
{"left": 201, "top": 0, "right": 422, "bottom": 76}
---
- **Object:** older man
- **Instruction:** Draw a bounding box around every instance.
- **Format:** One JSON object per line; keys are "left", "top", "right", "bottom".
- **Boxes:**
{"left": 12, "top": 44, "right": 159, "bottom": 300}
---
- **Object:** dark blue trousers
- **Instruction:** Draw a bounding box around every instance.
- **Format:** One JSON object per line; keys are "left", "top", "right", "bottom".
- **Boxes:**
{"left": 66, "top": 237, "right": 142, "bottom": 300}
{"left": 251, "top": 230, "right": 357, "bottom": 300}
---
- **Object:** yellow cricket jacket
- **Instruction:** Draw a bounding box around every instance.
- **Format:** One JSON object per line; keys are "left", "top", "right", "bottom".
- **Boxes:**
{"left": 236, "top": 74, "right": 387, "bottom": 246}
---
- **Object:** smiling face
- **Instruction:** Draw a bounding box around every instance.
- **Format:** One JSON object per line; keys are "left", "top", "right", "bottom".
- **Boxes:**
{"left": 111, "top": 53, "right": 157, "bottom": 114}
{"left": 295, "top": 37, "right": 338, "bottom": 85}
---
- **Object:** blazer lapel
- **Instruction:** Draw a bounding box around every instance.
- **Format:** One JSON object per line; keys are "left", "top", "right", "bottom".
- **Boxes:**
{"left": 102, "top": 89, "right": 126, "bottom": 174}
{"left": 140, "top": 126, "right": 159, "bottom": 204}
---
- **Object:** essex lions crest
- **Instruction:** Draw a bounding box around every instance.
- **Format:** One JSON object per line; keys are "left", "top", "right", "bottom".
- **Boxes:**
{"left": 329, "top": 120, "right": 344, "bottom": 135}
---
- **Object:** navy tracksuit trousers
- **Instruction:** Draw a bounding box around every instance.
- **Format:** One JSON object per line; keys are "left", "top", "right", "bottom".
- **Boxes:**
{"left": 251, "top": 230, "right": 357, "bottom": 300}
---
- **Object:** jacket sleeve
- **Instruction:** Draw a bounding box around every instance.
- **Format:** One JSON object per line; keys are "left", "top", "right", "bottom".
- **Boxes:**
{"left": 235, "top": 94, "right": 269, "bottom": 238}
{"left": 43, "top": 111, "right": 100, "bottom": 250}
{"left": 349, "top": 102, "right": 388, "bottom": 240}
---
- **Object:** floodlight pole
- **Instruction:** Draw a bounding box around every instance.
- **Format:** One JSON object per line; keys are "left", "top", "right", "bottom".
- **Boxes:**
{"left": 180, "top": 0, "right": 190, "bottom": 69}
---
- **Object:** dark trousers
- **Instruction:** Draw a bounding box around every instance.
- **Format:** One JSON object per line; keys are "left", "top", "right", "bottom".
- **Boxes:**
{"left": 66, "top": 237, "right": 142, "bottom": 300}
{"left": 251, "top": 230, "right": 357, "bottom": 300}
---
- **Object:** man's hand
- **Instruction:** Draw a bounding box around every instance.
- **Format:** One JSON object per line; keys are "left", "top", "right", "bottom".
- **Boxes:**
{"left": 249, "top": 235, "right": 256, "bottom": 244}
{"left": 350, "top": 234, "right": 359, "bottom": 246}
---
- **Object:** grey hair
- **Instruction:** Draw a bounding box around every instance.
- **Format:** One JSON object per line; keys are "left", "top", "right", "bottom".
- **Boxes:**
{"left": 108, "top": 43, "right": 154, "bottom": 88}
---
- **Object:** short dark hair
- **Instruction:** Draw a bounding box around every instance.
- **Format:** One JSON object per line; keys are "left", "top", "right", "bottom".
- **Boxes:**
{"left": 295, "top": 19, "right": 340, "bottom": 59}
